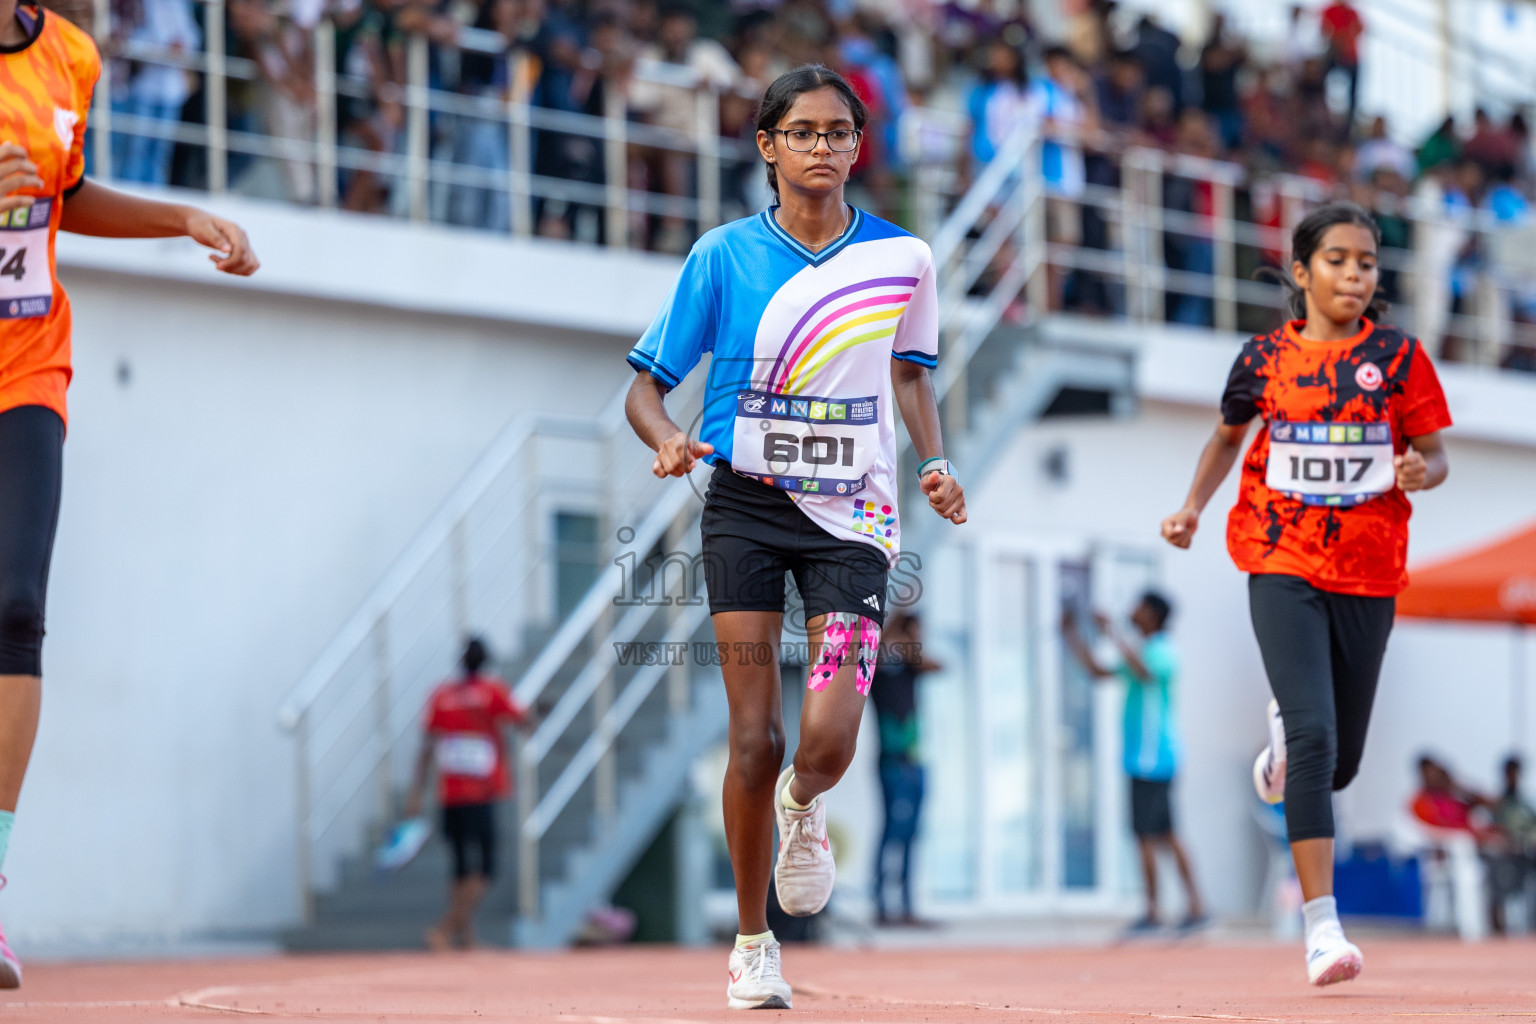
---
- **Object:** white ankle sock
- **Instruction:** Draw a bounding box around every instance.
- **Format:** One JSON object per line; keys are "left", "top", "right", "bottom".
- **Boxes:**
{"left": 735, "top": 930, "right": 773, "bottom": 948}
{"left": 1303, "top": 895, "right": 1340, "bottom": 947}
{"left": 780, "top": 770, "right": 811, "bottom": 811}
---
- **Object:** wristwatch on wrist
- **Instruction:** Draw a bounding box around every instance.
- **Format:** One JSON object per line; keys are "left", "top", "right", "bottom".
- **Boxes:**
{"left": 916, "top": 457, "right": 955, "bottom": 482}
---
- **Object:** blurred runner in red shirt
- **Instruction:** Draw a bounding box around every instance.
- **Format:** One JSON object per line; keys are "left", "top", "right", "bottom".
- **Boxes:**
{"left": 405, "top": 637, "right": 531, "bottom": 950}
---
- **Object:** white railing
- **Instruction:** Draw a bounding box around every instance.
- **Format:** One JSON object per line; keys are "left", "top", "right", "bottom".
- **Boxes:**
{"left": 928, "top": 115, "right": 1536, "bottom": 380}
{"left": 511, "top": 481, "right": 712, "bottom": 919}
{"left": 90, "top": 0, "right": 1536, "bottom": 370}
{"left": 274, "top": 371, "right": 704, "bottom": 910}
{"left": 87, "top": 0, "right": 769, "bottom": 241}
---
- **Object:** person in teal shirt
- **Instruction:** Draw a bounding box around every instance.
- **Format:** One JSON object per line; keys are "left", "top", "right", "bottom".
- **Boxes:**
{"left": 1064, "top": 591, "right": 1207, "bottom": 934}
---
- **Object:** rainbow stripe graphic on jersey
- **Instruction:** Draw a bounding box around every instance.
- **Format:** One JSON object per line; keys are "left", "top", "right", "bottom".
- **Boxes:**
{"left": 626, "top": 206, "right": 937, "bottom": 559}
{"left": 767, "top": 277, "right": 918, "bottom": 394}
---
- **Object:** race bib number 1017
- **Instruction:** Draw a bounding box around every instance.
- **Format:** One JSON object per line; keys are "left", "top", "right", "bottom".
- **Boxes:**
{"left": 0, "top": 199, "right": 53, "bottom": 321}
{"left": 1265, "top": 420, "right": 1395, "bottom": 506}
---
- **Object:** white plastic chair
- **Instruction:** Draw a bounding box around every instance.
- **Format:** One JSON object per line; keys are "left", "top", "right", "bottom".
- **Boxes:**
{"left": 1399, "top": 816, "right": 1488, "bottom": 942}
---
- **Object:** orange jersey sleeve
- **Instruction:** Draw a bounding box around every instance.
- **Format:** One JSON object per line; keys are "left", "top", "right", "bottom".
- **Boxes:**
{"left": 0, "top": 4, "right": 101, "bottom": 427}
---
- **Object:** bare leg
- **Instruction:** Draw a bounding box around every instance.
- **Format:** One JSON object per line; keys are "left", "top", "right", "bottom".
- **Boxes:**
{"left": 787, "top": 614, "right": 871, "bottom": 806}
{"left": 1137, "top": 836, "right": 1160, "bottom": 920}
{"left": 451, "top": 875, "right": 487, "bottom": 948}
{"left": 427, "top": 875, "right": 486, "bottom": 950}
{"left": 1166, "top": 834, "right": 1206, "bottom": 919}
{"left": 0, "top": 676, "right": 41, "bottom": 814}
{"left": 1292, "top": 837, "right": 1334, "bottom": 902}
{"left": 714, "top": 611, "right": 786, "bottom": 937}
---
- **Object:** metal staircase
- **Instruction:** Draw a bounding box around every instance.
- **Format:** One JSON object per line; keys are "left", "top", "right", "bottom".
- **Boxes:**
{"left": 277, "top": 115, "right": 1129, "bottom": 950}
{"left": 273, "top": 368, "right": 717, "bottom": 948}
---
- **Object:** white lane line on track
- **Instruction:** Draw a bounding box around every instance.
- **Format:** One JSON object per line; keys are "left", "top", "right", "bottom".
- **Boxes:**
{"left": 0, "top": 1000, "right": 170, "bottom": 1008}
{"left": 172, "top": 963, "right": 449, "bottom": 1016}
{"left": 791, "top": 983, "right": 1287, "bottom": 1022}
{"left": 176, "top": 986, "right": 273, "bottom": 1014}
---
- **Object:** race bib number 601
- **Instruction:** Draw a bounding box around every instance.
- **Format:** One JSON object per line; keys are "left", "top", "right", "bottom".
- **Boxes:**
{"left": 1266, "top": 420, "right": 1395, "bottom": 506}
{"left": 731, "top": 389, "right": 878, "bottom": 495}
{"left": 0, "top": 199, "right": 53, "bottom": 320}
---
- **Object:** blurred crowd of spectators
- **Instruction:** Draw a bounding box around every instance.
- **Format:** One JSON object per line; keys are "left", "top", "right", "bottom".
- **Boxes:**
{"left": 99, "top": 0, "right": 1536, "bottom": 361}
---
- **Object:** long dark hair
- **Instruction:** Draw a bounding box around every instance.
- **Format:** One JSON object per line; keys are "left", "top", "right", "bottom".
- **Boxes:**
{"left": 754, "top": 64, "right": 868, "bottom": 201}
{"left": 1259, "top": 201, "right": 1387, "bottom": 323}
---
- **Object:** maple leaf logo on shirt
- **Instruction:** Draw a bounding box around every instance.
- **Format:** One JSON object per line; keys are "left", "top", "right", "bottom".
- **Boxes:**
{"left": 54, "top": 107, "right": 78, "bottom": 149}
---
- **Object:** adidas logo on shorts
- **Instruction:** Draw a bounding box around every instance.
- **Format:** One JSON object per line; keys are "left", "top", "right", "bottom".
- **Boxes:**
{"left": 863, "top": 594, "right": 880, "bottom": 611}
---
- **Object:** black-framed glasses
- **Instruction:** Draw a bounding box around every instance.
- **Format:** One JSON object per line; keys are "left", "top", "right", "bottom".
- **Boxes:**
{"left": 766, "top": 128, "right": 862, "bottom": 153}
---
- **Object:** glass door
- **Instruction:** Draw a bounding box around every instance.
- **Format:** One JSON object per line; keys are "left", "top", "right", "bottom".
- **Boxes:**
{"left": 920, "top": 536, "right": 1158, "bottom": 914}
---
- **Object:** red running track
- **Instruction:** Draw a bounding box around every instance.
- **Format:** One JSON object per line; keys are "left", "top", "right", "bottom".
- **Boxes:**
{"left": 1, "top": 938, "right": 1533, "bottom": 1022}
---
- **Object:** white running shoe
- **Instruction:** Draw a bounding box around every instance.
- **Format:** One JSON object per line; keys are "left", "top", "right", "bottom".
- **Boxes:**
{"left": 1306, "top": 921, "right": 1363, "bottom": 987}
{"left": 1253, "top": 699, "right": 1287, "bottom": 805}
{"left": 0, "top": 917, "right": 20, "bottom": 989}
{"left": 726, "top": 936, "right": 792, "bottom": 1010}
{"left": 773, "top": 767, "right": 835, "bottom": 917}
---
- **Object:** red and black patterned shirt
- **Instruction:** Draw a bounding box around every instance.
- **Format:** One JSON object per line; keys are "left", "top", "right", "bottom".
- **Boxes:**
{"left": 1221, "top": 318, "right": 1452, "bottom": 597}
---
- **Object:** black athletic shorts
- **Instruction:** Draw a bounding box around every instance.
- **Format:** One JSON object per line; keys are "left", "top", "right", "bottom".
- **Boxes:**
{"left": 700, "top": 463, "right": 888, "bottom": 625}
{"left": 441, "top": 802, "right": 498, "bottom": 880}
{"left": 1130, "top": 777, "right": 1174, "bottom": 837}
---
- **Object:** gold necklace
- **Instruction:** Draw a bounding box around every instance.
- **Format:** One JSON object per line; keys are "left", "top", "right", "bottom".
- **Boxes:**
{"left": 781, "top": 204, "right": 849, "bottom": 252}
{"left": 809, "top": 205, "right": 850, "bottom": 250}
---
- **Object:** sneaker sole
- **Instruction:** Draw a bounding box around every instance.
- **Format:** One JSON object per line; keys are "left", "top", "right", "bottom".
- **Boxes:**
{"left": 779, "top": 894, "right": 830, "bottom": 917}
{"left": 727, "top": 993, "right": 792, "bottom": 1010}
{"left": 1310, "top": 951, "right": 1363, "bottom": 987}
{"left": 1253, "top": 750, "right": 1284, "bottom": 805}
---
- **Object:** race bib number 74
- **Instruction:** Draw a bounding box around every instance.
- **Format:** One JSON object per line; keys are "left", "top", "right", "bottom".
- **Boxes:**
{"left": 1266, "top": 420, "right": 1395, "bottom": 506}
{"left": 0, "top": 199, "right": 53, "bottom": 321}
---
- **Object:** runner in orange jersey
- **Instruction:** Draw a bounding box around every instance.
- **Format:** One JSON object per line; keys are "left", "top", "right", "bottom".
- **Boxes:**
{"left": 1, "top": 0, "right": 258, "bottom": 987}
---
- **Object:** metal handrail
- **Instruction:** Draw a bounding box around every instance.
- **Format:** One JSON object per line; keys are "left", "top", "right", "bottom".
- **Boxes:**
{"left": 521, "top": 602, "right": 710, "bottom": 840}
{"left": 94, "top": 0, "right": 754, "bottom": 233}
{"left": 277, "top": 412, "right": 610, "bottom": 730}
{"left": 511, "top": 486, "right": 709, "bottom": 918}
{"left": 508, "top": 481, "right": 696, "bottom": 711}
{"left": 275, "top": 347, "right": 715, "bottom": 911}
{"left": 926, "top": 113, "right": 1536, "bottom": 371}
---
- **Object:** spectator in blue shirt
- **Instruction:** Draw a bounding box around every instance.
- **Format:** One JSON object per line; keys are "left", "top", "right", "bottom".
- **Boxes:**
{"left": 962, "top": 37, "right": 1029, "bottom": 177}
{"left": 1064, "top": 590, "right": 1208, "bottom": 935}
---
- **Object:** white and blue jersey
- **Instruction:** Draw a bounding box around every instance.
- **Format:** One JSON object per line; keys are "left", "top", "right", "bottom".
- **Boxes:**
{"left": 627, "top": 206, "right": 939, "bottom": 560}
